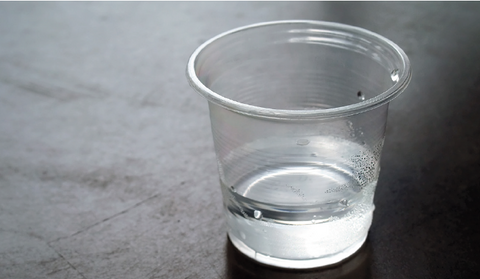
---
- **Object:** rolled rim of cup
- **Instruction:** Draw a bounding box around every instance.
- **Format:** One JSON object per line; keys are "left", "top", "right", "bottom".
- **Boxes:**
{"left": 186, "top": 20, "right": 411, "bottom": 120}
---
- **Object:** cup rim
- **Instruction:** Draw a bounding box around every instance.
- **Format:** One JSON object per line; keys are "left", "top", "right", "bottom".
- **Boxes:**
{"left": 186, "top": 20, "right": 411, "bottom": 119}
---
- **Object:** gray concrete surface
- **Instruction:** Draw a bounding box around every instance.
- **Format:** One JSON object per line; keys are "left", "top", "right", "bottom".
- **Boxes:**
{"left": 1, "top": 2, "right": 479, "bottom": 279}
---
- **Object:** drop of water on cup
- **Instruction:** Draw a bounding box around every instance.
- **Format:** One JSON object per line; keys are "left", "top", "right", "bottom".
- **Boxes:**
{"left": 240, "top": 231, "right": 246, "bottom": 239}
{"left": 254, "top": 210, "right": 262, "bottom": 219}
{"left": 297, "top": 139, "right": 310, "bottom": 146}
{"left": 391, "top": 69, "right": 399, "bottom": 82}
{"left": 347, "top": 121, "right": 354, "bottom": 130}
{"left": 340, "top": 199, "right": 349, "bottom": 207}
{"left": 311, "top": 152, "right": 318, "bottom": 157}
{"left": 357, "top": 91, "right": 365, "bottom": 101}
{"left": 230, "top": 186, "right": 236, "bottom": 192}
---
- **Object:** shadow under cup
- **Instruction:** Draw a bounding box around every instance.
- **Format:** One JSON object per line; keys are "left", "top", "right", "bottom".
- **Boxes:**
{"left": 187, "top": 20, "right": 411, "bottom": 269}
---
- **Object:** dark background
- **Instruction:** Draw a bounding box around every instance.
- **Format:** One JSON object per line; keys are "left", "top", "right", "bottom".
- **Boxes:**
{"left": 0, "top": 2, "right": 479, "bottom": 278}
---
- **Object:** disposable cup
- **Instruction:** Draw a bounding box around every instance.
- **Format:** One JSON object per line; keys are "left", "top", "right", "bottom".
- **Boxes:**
{"left": 187, "top": 20, "right": 411, "bottom": 269}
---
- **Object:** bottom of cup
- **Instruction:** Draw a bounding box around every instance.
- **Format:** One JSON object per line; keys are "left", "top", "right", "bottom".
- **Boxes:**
{"left": 228, "top": 231, "right": 368, "bottom": 269}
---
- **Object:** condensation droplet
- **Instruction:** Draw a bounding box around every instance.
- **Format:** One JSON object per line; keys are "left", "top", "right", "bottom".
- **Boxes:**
{"left": 296, "top": 139, "right": 310, "bottom": 146}
{"left": 357, "top": 91, "right": 365, "bottom": 101}
{"left": 311, "top": 152, "right": 318, "bottom": 157}
{"left": 391, "top": 69, "right": 399, "bottom": 82}
{"left": 340, "top": 199, "right": 349, "bottom": 207}
{"left": 230, "top": 186, "right": 236, "bottom": 192}
{"left": 254, "top": 210, "right": 262, "bottom": 219}
{"left": 240, "top": 231, "right": 246, "bottom": 240}
{"left": 347, "top": 121, "right": 354, "bottom": 135}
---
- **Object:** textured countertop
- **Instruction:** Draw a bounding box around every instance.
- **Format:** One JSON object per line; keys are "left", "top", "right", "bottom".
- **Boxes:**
{"left": 1, "top": 2, "right": 479, "bottom": 278}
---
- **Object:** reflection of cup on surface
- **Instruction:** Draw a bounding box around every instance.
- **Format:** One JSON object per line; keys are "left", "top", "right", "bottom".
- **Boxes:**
{"left": 187, "top": 20, "right": 411, "bottom": 269}
{"left": 226, "top": 236, "right": 372, "bottom": 279}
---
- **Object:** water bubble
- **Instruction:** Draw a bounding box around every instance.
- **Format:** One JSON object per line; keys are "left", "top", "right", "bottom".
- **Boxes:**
{"left": 296, "top": 139, "right": 310, "bottom": 146}
{"left": 230, "top": 186, "right": 236, "bottom": 192}
{"left": 311, "top": 152, "right": 318, "bottom": 157}
{"left": 357, "top": 91, "right": 365, "bottom": 101}
{"left": 254, "top": 210, "right": 262, "bottom": 219}
{"left": 391, "top": 69, "right": 399, "bottom": 82}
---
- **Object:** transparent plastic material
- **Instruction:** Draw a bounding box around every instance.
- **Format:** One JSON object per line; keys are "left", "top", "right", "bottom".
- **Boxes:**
{"left": 187, "top": 20, "right": 411, "bottom": 269}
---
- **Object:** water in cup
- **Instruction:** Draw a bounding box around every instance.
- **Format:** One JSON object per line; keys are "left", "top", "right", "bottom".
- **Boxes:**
{"left": 220, "top": 135, "right": 383, "bottom": 268}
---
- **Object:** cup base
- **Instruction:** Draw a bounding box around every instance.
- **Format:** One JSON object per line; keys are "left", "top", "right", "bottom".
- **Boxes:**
{"left": 228, "top": 232, "right": 368, "bottom": 269}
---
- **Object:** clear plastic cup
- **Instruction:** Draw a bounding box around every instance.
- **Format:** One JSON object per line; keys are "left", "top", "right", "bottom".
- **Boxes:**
{"left": 186, "top": 20, "right": 411, "bottom": 269}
